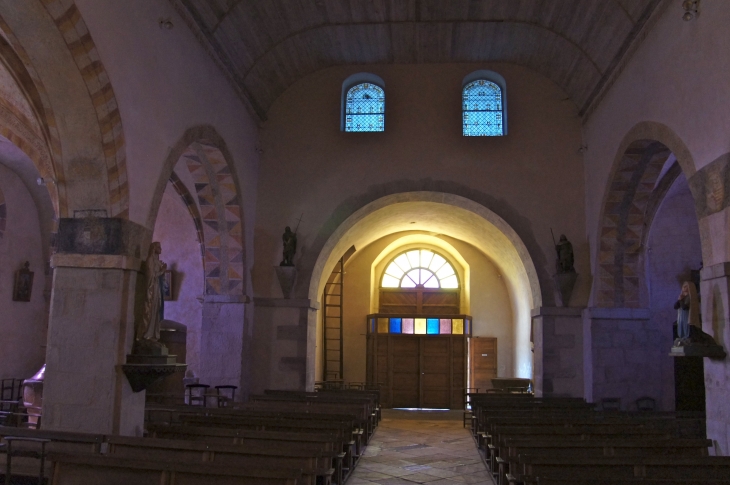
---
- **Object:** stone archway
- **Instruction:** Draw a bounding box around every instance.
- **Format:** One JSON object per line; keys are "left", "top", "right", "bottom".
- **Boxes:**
{"left": 149, "top": 126, "right": 248, "bottom": 392}
{"left": 307, "top": 191, "right": 543, "bottom": 389}
{"left": 595, "top": 122, "right": 696, "bottom": 308}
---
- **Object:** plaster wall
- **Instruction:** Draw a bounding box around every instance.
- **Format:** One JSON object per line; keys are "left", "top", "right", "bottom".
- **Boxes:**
{"left": 254, "top": 63, "right": 588, "bottom": 312}
{"left": 583, "top": 0, "right": 730, "bottom": 261}
{"left": 152, "top": 184, "right": 204, "bottom": 377}
{"left": 0, "top": 163, "right": 46, "bottom": 379}
{"left": 74, "top": 0, "right": 260, "bottom": 282}
{"left": 645, "top": 175, "right": 703, "bottom": 411}
{"left": 336, "top": 232, "right": 513, "bottom": 384}
{"left": 582, "top": 0, "right": 730, "bottom": 450}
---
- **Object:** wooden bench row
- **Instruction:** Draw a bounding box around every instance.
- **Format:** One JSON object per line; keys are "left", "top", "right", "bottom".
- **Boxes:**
{"left": 466, "top": 394, "right": 730, "bottom": 485}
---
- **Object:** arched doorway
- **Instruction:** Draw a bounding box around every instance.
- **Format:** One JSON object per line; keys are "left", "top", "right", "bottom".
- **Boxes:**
{"left": 309, "top": 192, "right": 542, "bottom": 395}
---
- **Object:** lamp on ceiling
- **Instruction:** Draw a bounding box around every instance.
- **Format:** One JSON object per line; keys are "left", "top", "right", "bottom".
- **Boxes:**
{"left": 682, "top": 0, "right": 699, "bottom": 21}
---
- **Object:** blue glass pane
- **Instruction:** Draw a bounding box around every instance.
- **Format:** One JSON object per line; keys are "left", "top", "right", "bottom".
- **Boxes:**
{"left": 371, "top": 318, "right": 376, "bottom": 333}
{"left": 389, "top": 318, "right": 402, "bottom": 334}
{"left": 463, "top": 80, "right": 503, "bottom": 136}
{"left": 426, "top": 318, "right": 439, "bottom": 334}
{"left": 346, "top": 83, "right": 385, "bottom": 132}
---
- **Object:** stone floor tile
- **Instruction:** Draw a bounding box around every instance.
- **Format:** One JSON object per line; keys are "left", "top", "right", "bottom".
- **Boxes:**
{"left": 348, "top": 411, "right": 495, "bottom": 485}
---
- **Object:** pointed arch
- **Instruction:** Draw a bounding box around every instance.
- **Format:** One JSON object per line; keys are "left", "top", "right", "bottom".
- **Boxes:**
{"left": 149, "top": 126, "right": 246, "bottom": 297}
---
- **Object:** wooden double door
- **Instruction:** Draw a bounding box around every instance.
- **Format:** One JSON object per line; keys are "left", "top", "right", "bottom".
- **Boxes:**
{"left": 368, "top": 335, "right": 466, "bottom": 409}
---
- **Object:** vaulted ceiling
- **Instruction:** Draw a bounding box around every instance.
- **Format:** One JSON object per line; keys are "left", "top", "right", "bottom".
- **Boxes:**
{"left": 173, "top": 0, "right": 667, "bottom": 120}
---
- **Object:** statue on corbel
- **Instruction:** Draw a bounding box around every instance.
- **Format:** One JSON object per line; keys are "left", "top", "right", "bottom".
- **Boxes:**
{"left": 670, "top": 280, "right": 726, "bottom": 359}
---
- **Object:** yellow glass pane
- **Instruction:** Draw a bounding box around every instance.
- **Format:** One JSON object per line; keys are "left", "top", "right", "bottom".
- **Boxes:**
{"left": 415, "top": 318, "right": 427, "bottom": 334}
{"left": 378, "top": 318, "right": 389, "bottom": 333}
{"left": 452, "top": 318, "right": 464, "bottom": 335}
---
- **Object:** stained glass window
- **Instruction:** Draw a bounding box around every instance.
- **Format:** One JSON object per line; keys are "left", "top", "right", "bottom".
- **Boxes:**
{"left": 463, "top": 80, "right": 503, "bottom": 136}
{"left": 345, "top": 83, "right": 385, "bottom": 132}
{"left": 381, "top": 249, "right": 459, "bottom": 289}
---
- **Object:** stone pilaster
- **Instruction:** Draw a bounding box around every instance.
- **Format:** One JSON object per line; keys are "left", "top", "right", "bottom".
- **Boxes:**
{"left": 42, "top": 218, "right": 149, "bottom": 435}
{"left": 582, "top": 307, "right": 673, "bottom": 411}
{"left": 701, "top": 262, "right": 730, "bottom": 455}
{"left": 252, "top": 298, "right": 319, "bottom": 392}
{"left": 531, "top": 306, "right": 584, "bottom": 398}
{"left": 199, "top": 295, "right": 250, "bottom": 399}
{"left": 44, "top": 254, "right": 144, "bottom": 435}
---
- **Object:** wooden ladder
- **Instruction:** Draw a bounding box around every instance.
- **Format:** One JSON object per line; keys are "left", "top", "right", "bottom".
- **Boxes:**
{"left": 323, "top": 257, "right": 344, "bottom": 382}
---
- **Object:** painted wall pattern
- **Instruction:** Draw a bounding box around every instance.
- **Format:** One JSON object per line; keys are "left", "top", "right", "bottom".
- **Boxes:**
{"left": 597, "top": 140, "right": 671, "bottom": 307}
{"left": 182, "top": 142, "right": 243, "bottom": 296}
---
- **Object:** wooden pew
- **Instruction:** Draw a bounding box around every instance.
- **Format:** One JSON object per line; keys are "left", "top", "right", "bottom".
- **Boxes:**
{"left": 496, "top": 438, "right": 712, "bottom": 485}
{"left": 102, "top": 435, "right": 334, "bottom": 485}
{"left": 49, "top": 453, "right": 302, "bottom": 485}
{"left": 510, "top": 455, "right": 730, "bottom": 484}
{"left": 146, "top": 424, "right": 348, "bottom": 484}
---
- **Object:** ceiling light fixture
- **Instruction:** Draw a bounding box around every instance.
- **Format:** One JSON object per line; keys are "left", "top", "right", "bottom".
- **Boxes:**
{"left": 682, "top": 0, "right": 699, "bottom": 21}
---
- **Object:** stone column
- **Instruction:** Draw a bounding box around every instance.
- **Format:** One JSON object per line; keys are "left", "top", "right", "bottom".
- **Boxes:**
{"left": 531, "top": 307, "right": 584, "bottom": 398}
{"left": 582, "top": 307, "right": 673, "bottom": 410}
{"left": 42, "top": 217, "right": 149, "bottom": 435}
{"left": 701, "top": 262, "right": 730, "bottom": 454}
{"left": 252, "top": 298, "right": 319, "bottom": 392}
{"left": 198, "top": 295, "right": 250, "bottom": 399}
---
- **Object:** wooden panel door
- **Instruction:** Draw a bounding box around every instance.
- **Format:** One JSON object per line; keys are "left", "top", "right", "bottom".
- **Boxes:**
{"left": 470, "top": 337, "right": 497, "bottom": 391}
{"left": 421, "top": 337, "right": 450, "bottom": 408}
{"left": 390, "top": 337, "right": 420, "bottom": 408}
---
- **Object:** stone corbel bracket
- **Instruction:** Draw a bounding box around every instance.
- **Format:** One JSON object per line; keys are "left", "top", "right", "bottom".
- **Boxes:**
{"left": 120, "top": 363, "right": 186, "bottom": 393}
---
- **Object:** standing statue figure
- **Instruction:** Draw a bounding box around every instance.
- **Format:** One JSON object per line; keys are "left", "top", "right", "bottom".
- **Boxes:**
{"left": 137, "top": 241, "right": 167, "bottom": 342}
{"left": 280, "top": 226, "right": 297, "bottom": 267}
{"left": 674, "top": 280, "right": 700, "bottom": 346}
{"left": 555, "top": 234, "right": 575, "bottom": 274}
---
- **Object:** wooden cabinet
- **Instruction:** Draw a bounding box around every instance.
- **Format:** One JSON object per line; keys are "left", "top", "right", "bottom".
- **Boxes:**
{"left": 469, "top": 337, "right": 497, "bottom": 391}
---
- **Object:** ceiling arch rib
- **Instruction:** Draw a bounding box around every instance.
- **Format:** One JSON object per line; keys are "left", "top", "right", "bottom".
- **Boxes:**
{"left": 175, "top": 0, "right": 664, "bottom": 119}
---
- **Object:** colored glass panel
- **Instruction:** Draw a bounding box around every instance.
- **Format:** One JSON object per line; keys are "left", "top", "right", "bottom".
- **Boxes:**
{"left": 426, "top": 318, "right": 439, "bottom": 334}
{"left": 345, "top": 83, "right": 384, "bottom": 132}
{"left": 465, "top": 318, "right": 471, "bottom": 335}
{"left": 440, "top": 319, "right": 452, "bottom": 334}
{"left": 402, "top": 318, "right": 414, "bottom": 334}
{"left": 389, "top": 318, "right": 402, "bottom": 334}
{"left": 371, "top": 318, "right": 376, "bottom": 333}
{"left": 378, "top": 318, "right": 389, "bottom": 333}
{"left": 415, "top": 318, "right": 427, "bottom": 334}
{"left": 463, "top": 80, "right": 504, "bottom": 136}
{"left": 452, "top": 318, "right": 464, "bottom": 335}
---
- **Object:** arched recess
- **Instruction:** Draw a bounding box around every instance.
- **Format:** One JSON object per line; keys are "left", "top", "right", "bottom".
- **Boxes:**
{"left": 310, "top": 191, "right": 542, "bottom": 378}
{"left": 594, "top": 122, "right": 696, "bottom": 308}
{"left": 149, "top": 126, "right": 246, "bottom": 298}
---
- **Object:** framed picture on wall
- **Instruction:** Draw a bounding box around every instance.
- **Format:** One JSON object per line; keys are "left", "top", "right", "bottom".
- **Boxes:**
{"left": 12, "top": 261, "right": 33, "bottom": 302}
{"left": 163, "top": 270, "right": 173, "bottom": 301}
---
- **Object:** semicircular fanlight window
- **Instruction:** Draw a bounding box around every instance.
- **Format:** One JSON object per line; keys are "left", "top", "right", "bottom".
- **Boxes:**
{"left": 381, "top": 249, "right": 459, "bottom": 289}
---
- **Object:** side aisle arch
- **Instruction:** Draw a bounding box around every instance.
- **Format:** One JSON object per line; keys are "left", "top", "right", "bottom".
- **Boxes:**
{"left": 595, "top": 122, "right": 696, "bottom": 307}
{"left": 149, "top": 126, "right": 245, "bottom": 298}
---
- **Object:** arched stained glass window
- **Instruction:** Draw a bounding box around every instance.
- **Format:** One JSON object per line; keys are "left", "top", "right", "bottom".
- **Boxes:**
{"left": 381, "top": 249, "right": 459, "bottom": 289}
{"left": 463, "top": 79, "right": 503, "bottom": 136}
{"left": 345, "top": 82, "right": 385, "bottom": 132}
